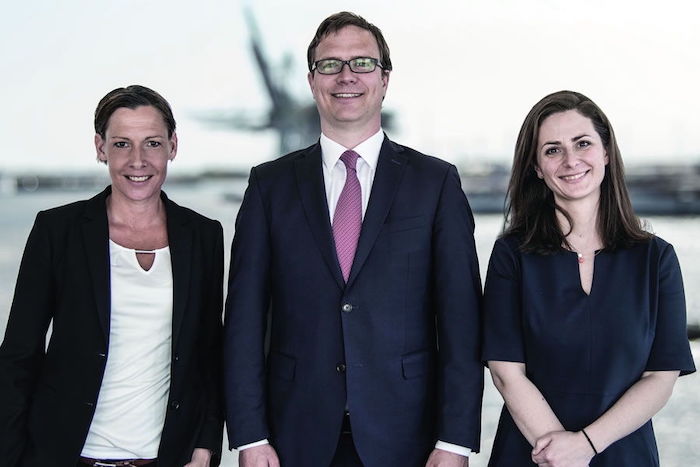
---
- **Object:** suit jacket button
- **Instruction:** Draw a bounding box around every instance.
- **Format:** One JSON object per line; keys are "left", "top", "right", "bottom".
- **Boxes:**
{"left": 173, "top": 354, "right": 180, "bottom": 362}
{"left": 341, "top": 303, "right": 353, "bottom": 313}
{"left": 336, "top": 363, "right": 346, "bottom": 373}
{"left": 170, "top": 401, "right": 180, "bottom": 410}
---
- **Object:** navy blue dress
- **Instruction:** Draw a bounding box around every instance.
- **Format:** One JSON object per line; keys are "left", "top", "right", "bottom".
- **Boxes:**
{"left": 482, "top": 235, "right": 696, "bottom": 466}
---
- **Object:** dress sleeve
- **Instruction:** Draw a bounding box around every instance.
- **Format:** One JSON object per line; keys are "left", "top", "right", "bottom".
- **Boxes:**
{"left": 645, "top": 242, "right": 696, "bottom": 375}
{"left": 482, "top": 237, "right": 526, "bottom": 364}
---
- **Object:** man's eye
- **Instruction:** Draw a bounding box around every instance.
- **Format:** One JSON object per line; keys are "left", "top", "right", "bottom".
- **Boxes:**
{"left": 319, "top": 60, "right": 339, "bottom": 72}
{"left": 147, "top": 141, "right": 162, "bottom": 148}
{"left": 114, "top": 141, "right": 128, "bottom": 148}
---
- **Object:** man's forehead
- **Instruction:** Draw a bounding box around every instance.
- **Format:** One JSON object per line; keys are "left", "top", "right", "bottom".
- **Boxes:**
{"left": 315, "top": 26, "right": 380, "bottom": 57}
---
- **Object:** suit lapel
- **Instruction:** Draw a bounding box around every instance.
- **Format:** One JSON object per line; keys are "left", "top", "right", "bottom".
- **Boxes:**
{"left": 295, "top": 143, "right": 346, "bottom": 289}
{"left": 164, "top": 193, "right": 192, "bottom": 353}
{"left": 347, "top": 138, "right": 407, "bottom": 286}
{"left": 82, "top": 187, "right": 112, "bottom": 343}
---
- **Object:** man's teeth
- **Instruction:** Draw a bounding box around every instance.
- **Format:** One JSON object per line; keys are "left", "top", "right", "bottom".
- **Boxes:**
{"left": 127, "top": 175, "right": 149, "bottom": 182}
{"left": 334, "top": 93, "right": 361, "bottom": 98}
{"left": 561, "top": 172, "right": 586, "bottom": 181}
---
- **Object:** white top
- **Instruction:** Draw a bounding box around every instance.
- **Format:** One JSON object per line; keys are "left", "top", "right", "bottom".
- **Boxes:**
{"left": 81, "top": 240, "right": 173, "bottom": 459}
{"left": 321, "top": 128, "right": 383, "bottom": 223}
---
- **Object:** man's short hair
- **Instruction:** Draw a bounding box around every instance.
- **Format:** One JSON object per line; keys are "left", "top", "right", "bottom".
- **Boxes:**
{"left": 307, "top": 12, "right": 392, "bottom": 73}
{"left": 94, "top": 85, "right": 176, "bottom": 139}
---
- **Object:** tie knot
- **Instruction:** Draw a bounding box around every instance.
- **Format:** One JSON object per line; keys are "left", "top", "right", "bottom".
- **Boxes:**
{"left": 340, "top": 150, "right": 359, "bottom": 170}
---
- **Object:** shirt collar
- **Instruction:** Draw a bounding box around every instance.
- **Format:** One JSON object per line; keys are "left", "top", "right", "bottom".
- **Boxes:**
{"left": 320, "top": 129, "right": 384, "bottom": 171}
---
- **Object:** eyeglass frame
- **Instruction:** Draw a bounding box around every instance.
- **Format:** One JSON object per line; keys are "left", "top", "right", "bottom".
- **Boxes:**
{"left": 311, "top": 57, "right": 385, "bottom": 75}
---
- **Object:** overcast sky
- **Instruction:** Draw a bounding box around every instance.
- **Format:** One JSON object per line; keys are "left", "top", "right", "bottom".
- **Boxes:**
{"left": 1, "top": 0, "right": 698, "bottom": 174}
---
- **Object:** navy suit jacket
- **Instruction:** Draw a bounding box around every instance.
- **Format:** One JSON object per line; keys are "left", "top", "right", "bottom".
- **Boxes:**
{"left": 0, "top": 187, "right": 224, "bottom": 466}
{"left": 224, "top": 137, "right": 483, "bottom": 467}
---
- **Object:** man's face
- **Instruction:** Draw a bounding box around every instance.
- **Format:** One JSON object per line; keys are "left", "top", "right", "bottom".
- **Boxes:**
{"left": 308, "top": 25, "right": 389, "bottom": 138}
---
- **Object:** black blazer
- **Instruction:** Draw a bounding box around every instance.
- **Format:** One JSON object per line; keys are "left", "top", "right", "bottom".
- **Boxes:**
{"left": 0, "top": 186, "right": 224, "bottom": 466}
{"left": 224, "top": 137, "right": 484, "bottom": 467}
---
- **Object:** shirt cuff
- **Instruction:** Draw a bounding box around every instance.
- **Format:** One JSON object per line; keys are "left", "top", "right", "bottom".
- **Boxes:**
{"left": 435, "top": 440, "right": 472, "bottom": 457}
{"left": 236, "top": 439, "right": 269, "bottom": 451}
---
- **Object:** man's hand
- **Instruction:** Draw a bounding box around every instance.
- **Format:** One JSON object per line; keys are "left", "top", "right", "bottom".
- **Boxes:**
{"left": 239, "top": 444, "right": 280, "bottom": 467}
{"left": 425, "top": 448, "right": 468, "bottom": 467}
{"left": 184, "top": 447, "right": 212, "bottom": 467}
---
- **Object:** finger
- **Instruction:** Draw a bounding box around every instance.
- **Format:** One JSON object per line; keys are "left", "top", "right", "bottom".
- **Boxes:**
{"left": 532, "top": 436, "right": 551, "bottom": 455}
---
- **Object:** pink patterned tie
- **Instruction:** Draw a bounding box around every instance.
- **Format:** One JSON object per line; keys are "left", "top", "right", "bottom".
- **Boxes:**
{"left": 333, "top": 150, "right": 362, "bottom": 282}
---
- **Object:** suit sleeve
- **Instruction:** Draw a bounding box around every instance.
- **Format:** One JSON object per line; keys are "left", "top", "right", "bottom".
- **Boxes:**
{"left": 0, "top": 212, "right": 55, "bottom": 465}
{"left": 223, "top": 167, "right": 273, "bottom": 449}
{"left": 431, "top": 165, "right": 484, "bottom": 452}
{"left": 195, "top": 220, "right": 225, "bottom": 464}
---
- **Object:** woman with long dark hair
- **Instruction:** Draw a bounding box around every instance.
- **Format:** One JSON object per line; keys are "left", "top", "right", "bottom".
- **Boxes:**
{"left": 483, "top": 90, "right": 695, "bottom": 466}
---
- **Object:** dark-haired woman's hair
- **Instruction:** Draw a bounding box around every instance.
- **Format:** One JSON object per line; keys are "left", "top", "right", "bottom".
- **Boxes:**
{"left": 504, "top": 90, "right": 649, "bottom": 253}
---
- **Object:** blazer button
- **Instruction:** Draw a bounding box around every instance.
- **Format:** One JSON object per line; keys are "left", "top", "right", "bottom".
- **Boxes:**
{"left": 336, "top": 363, "right": 346, "bottom": 373}
{"left": 173, "top": 354, "right": 180, "bottom": 362}
{"left": 97, "top": 353, "right": 106, "bottom": 358}
{"left": 170, "top": 401, "right": 180, "bottom": 410}
{"left": 341, "top": 303, "right": 353, "bottom": 313}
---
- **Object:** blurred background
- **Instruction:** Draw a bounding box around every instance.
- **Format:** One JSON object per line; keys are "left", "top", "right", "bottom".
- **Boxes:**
{"left": 0, "top": 0, "right": 698, "bottom": 465}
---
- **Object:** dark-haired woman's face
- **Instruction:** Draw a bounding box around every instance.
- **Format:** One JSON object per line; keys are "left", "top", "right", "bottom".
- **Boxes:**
{"left": 535, "top": 110, "right": 608, "bottom": 207}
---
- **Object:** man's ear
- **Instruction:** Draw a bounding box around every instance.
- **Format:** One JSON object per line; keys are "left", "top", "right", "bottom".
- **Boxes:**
{"left": 307, "top": 71, "right": 317, "bottom": 100}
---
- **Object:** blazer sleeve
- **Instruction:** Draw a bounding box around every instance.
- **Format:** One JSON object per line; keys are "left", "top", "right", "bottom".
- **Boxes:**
{"left": 195, "top": 220, "right": 226, "bottom": 463}
{"left": 431, "top": 165, "right": 484, "bottom": 452}
{"left": 223, "top": 167, "right": 273, "bottom": 448}
{"left": 0, "top": 212, "right": 55, "bottom": 465}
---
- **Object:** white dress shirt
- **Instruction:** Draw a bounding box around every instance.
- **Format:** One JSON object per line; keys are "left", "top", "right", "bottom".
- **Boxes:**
{"left": 320, "top": 129, "right": 382, "bottom": 223}
{"left": 237, "top": 130, "right": 471, "bottom": 458}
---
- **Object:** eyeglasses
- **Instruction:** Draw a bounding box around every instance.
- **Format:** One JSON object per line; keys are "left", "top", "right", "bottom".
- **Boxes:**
{"left": 312, "top": 57, "right": 384, "bottom": 75}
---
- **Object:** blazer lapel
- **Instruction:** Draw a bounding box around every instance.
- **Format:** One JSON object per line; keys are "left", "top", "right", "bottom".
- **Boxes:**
{"left": 165, "top": 192, "right": 192, "bottom": 352}
{"left": 81, "top": 187, "right": 112, "bottom": 343}
{"left": 295, "top": 143, "right": 345, "bottom": 290}
{"left": 347, "top": 138, "right": 407, "bottom": 286}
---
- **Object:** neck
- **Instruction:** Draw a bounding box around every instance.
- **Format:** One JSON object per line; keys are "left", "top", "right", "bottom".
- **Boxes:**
{"left": 321, "top": 122, "right": 380, "bottom": 149}
{"left": 107, "top": 191, "right": 165, "bottom": 230}
{"left": 556, "top": 198, "right": 603, "bottom": 249}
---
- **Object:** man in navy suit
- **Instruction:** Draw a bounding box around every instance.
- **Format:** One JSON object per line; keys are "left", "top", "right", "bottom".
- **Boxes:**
{"left": 224, "top": 12, "right": 483, "bottom": 467}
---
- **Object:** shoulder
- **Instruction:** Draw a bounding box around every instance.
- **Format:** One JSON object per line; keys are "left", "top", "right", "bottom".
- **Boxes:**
{"left": 388, "top": 140, "right": 454, "bottom": 172}
{"left": 493, "top": 234, "right": 523, "bottom": 255}
{"left": 623, "top": 235, "right": 676, "bottom": 260}
{"left": 486, "top": 234, "right": 524, "bottom": 275}
{"left": 163, "top": 194, "right": 222, "bottom": 233}
{"left": 34, "top": 188, "right": 109, "bottom": 227}
{"left": 252, "top": 143, "right": 318, "bottom": 177}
